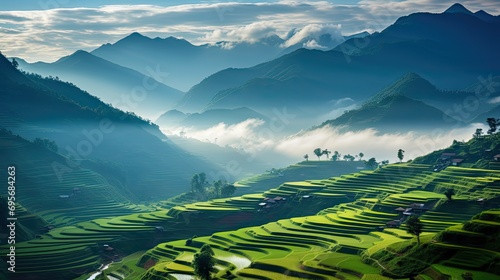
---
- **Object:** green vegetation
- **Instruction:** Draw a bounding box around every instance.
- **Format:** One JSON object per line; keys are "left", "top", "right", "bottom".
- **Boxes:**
{"left": 314, "top": 148, "right": 323, "bottom": 160}
{"left": 398, "top": 149, "right": 405, "bottom": 163}
{"left": 405, "top": 215, "right": 423, "bottom": 244}
{"left": 33, "top": 137, "right": 58, "bottom": 152}
{"left": 365, "top": 157, "right": 378, "bottom": 169}
{"left": 134, "top": 163, "right": 500, "bottom": 279}
{"left": 2, "top": 148, "right": 500, "bottom": 279}
{"left": 413, "top": 132, "right": 500, "bottom": 169}
{"left": 444, "top": 188, "right": 455, "bottom": 201}
{"left": 235, "top": 160, "right": 362, "bottom": 194}
{"left": 0, "top": 52, "right": 220, "bottom": 202}
{"left": 193, "top": 245, "right": 216, "bottom": 280}
{"left": 368, "top": 209, "right": 500, "bottom": 279}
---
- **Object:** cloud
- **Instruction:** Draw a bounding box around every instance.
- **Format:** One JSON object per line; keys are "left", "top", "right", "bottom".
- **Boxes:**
{"left": 302, "top": 39, "right": 327, "bottom": 49}
{"left": 1, "top": 1, "right": 499, "bottom": 62}
{"left": 0, "top": 14, "right": 29, "bottom": 22}
{"left": 488, "top": 96, "right": 500, "bottom": 104}
{"left": 203, "top": 22, "right": 277, "bottom": 43}
{"left": 162, "top": 116, "right": 487, "bottom": 167}
{"left": 275, "top": 123, "right": 488, "bottom": 163}
{"left": 282, "top": 23, "right": 344, "bottom": 48}
{"left": 164, "top": 118, "right": 275, "bottom": 153}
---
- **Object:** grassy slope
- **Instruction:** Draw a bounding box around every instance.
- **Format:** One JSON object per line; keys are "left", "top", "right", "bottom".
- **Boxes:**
{"left": 130, "top": 164, "right": 500, "bottom": 279}
{"left": 0, "top": 53, "right": 220, "bottom": 200}
{"left": 3, "top": 161, "right": 500, "bottom": 279}
{"left": 0, "top": 130, "right": 148, "bottom": 227}
{"left": 413, "top": 133, "right": 500, "bottom": 169}
{"left": 235, "top": 160, "right": 364, "bottom": 194}
{"left": 367, "top": 209, "right": 500, "bottom": 279}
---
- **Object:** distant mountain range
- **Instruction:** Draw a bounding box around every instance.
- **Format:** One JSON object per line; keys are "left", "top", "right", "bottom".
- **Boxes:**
{"left": 91, "top": 31, "right": 368, "bottom": 91}
{"left": 16, "top": 50, "right": 183, "bottom": 120}
{"left": 174, "top": 3, "right": 500, "bottom": 117}
{"left": 0, "top": 53, "right": 221, "bottom": 200}
{"left": 8, "top": 3, "right": 500, "bottom": 140}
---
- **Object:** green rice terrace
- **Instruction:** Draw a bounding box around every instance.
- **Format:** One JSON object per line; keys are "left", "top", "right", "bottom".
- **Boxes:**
{"left": 3, "top": 162, "right": 500, "bottom": 279}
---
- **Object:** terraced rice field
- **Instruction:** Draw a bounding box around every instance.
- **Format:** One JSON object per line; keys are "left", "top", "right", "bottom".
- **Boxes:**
{"left": 138, "top": 164, "right": 500, "bottom": 279}
{"left": 3, "top": 163, "right": 500, "bottom": 279}
{"left": 0, "top": 132, "right": 149, "bottom": 228}
{"left": 235, "top": 160, "right": 364, "bottom": 193}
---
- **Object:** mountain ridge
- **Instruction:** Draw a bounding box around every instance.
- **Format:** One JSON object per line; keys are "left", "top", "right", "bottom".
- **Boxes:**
{"left": 18, "top": 50, "right": 183, "bottom": 120}
{"left": 176, "top": 3, "right": 500, "bottom": 117}
{"left": 0, "top": 53, "right": 222, "bottom": 200}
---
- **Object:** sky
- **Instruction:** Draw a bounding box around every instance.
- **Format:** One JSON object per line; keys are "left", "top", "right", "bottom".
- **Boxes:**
{"left": 0, "top": 0, "right": 498, "bottom": 62}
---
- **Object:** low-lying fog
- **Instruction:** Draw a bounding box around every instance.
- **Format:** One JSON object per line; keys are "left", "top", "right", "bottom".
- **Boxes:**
{"left": 161, "top": 119, "right": 488, "bottom": 168}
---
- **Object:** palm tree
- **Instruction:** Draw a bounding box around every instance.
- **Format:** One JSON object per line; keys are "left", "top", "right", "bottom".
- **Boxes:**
{"left": 304, "top": 154, "right": 309, "bottom": 161}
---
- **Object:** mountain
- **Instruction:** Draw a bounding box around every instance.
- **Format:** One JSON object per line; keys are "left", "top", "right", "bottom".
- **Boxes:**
{"left": 344, "top": 31, "right": 371, "bottom": 40}
{"left": 91, "top": 30, "right": 349, "bottom": 92}
{"left": 444, "top": 3, "right": 473, "bottom": 14}
{"left": 17, "top": 50, "right": 183, "bottom": 120}
{"left": 0, "top": 128, "right": 144, "bottom": 228}
{"left": 320, "top": 74, "right": 472, "bottom": 132}
{"left": 472, "top": 104, "right": 500, "bottom": 124}
{"left": 155, "top": 109, "right": 188, "bottom": 128}
{"left": 277, "top": 31, "right": 346, "bottom": 56}
{"left": 444, "top": 3, "right": 500, "bottom": 23}
{"left": 0, "top": 53, "right": 221, "bottom": 200}
{"left": 322, "top": 94, "right": 460, "bottom": 133}
{"left": 177, "top": 4, "right": 500, "bottom": 115}
{"left": 366, "top": 73, "right": 497, "bottom": 120}
{"left": 91, "top": 32, "right": 286, "bottom": 91}
{"left": 156, "top": 107, "right": 268, "bottom": 130}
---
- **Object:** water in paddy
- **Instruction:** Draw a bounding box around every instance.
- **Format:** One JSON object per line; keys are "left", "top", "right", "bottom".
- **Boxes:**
{"left": 86, "top": 263, "right": 112, "bottom": 280}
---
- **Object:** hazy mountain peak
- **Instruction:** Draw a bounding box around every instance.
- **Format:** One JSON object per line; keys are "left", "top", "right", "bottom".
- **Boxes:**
{"left": 367, "top": 72, "right": 437, "bottom": 105}
{"left": 474, "top": 10, "right": 496, "bottom": 21}
{"left": 54, "top": 49, "right": 94, "bottom": 64}
{"left": 127, "top": 31, "right": 147, "bottom": 39}
{"left": 388, "top": 72, "right": 434, "bottom": 90}
{"left": 444, "top": 3, "right": 473, "bottom": 14}
{"left": 259, "top": 34, "right": 285, "bottom": 45}
{"left": 72, "top": 49, "right": 91, "bottom": 56}
{"left": 114, "top": 32, "right": 151, "bottom": 45}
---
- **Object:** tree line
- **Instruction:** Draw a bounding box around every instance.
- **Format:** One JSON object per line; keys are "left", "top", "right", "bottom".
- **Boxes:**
{"left": 304, "top": 148, "right": 405, "bottom": 169}
{"left": 305, "top": 149, "right": 365, "bottom": 162}
{"left": 473, "top": 118, "right": 500, "bottom": 139}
